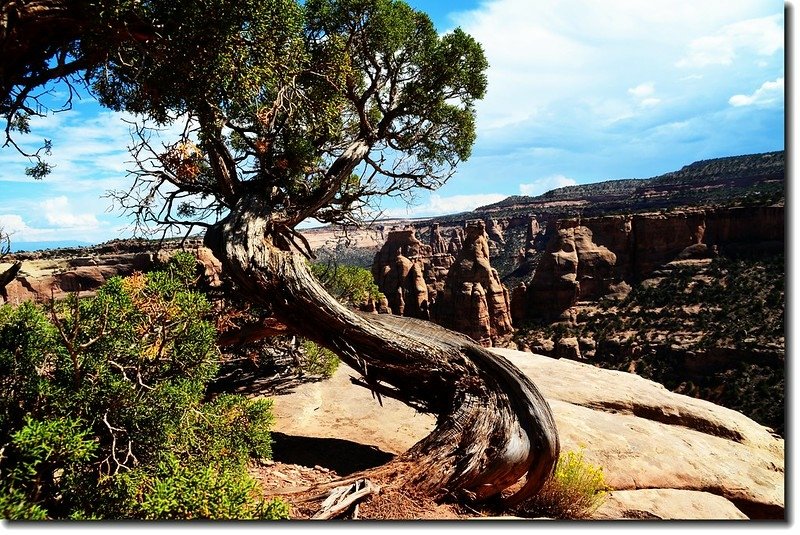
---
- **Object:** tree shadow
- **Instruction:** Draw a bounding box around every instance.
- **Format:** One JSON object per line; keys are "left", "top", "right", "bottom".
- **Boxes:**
{"left": 270, "top": 432, "right": 395, "bottom": 476}
{"left": 206, "top": 356, "right": 327, "bottom": 398}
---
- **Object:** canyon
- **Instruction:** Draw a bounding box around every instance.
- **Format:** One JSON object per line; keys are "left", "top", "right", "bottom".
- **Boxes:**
{"left": 0, "top": 151, "right": 785, "bottom": 519}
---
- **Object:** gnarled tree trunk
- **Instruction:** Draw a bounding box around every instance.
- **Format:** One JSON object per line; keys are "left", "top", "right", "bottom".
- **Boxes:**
{"left": 0, "top": 260, "right": 21, "bottom": 298}
{"left": 205, "top": 196, "right": 560, "bottom": 506}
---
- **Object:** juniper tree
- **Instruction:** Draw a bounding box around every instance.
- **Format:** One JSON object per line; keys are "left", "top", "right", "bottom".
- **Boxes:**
{"left": 1, "top": 0, "right": 558, "bottom": 508}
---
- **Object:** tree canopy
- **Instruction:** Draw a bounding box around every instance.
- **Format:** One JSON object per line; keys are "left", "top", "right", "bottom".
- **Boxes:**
{"left": 3, "top": 0, "right": 488, "bottom": 235}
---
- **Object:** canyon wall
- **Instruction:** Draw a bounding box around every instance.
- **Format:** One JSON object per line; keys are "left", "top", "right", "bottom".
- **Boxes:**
{"left": 522, "top": 206, "right": 784, "bottom": 320}
{"left": 0, "top": 240, "right": 222, "bottom": 304}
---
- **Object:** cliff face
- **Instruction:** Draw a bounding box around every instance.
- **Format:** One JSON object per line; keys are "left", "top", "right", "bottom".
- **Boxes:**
{"left": 477, "top": 150, "right": 784, "bottom": 215}
{"left": 524, "top": 206, "right": 784, "bottom": 320}
{"left": 371, "top": 222, "right": 513, "bottom": 347}
{"left": 0, "top": 241, "right": 222, "bottom": 304}
{"left": 370, "top": 229, "right": 432, "bottom": 319}
{"left": 433, "top": 221, "right": 513, "bottom": 347}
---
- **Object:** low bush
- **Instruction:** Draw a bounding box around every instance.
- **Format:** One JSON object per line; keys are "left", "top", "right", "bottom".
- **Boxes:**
{"left": 299, "top": 339, "right": 340, "bottom": 378}
{"left": 309, "top": 262, "right": 383, "bottom": 306}
{"left": 517, "top": 449, "right": 609, "bottom": 519}
{"left": 0, "top": 252, "right": 288, "bottom": 520}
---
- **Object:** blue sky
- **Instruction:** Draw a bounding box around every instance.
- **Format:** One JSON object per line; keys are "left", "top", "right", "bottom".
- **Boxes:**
{"left": 0, "top": 0, "right": 786, "bottom": 246}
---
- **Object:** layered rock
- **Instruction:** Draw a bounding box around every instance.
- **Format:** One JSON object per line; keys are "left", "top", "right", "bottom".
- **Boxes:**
{"left": 370, "top": 229, "right": 432, "bottom": 319}
{"left": 434, "top": 221, "right": 513, "bottom": 346}
{"left": 428, "top": 223, "right": 448, "bottom": 255}
{"left": 371, "top": 222, "right": 514, "bottom": 347}
{"left": 271, "top": 347, "right": 784, "bottom": 520}
{"left": 1, "top": 252, "right": 155, "bottom": 303}
{"left": 1, "top": 245, "right": 223, "bottom": 304}
{"left": 447, "top": 226, "right": 464, "bottom": 257}
{"left": 525, "top": 206, "right": 784, "bottom": 319}
{"left": 485, "top": 217, "right": 506, "bottom": 245}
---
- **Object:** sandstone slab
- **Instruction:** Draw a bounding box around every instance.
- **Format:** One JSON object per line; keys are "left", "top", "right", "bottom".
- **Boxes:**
{"left": 269, "top": 348, "right": 784, "bottom": 520}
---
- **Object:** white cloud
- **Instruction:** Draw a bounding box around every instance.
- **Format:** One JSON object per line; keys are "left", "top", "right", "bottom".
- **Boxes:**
{"left": 0, "top": 214, "right": 29, "bottom": 236}
{"left": 40, "top": 196, "right": 99, "bottom": 228}
{"left": 628, "top": 82, "right": 661, "bottom": 109}
{"left": 452, "top": 0, "right": 778, "bottom": 140}
{"left": 385, "top": 193, "right": 507, "bottom": 218}
{"left": 729, "top": 77, "right": 784, "bottom": 107}
{"left": 519, "top": 175, "right": 577, "bottom": 196}
{"left": 0, "top": 214, "right": 51, "bottom": 243}
{"left": 0, "top": 209, "right": 116, "bottom": 244}
{"left": 677, "top": 14, "right": 783, "bottom": 68}
{"left": 628, "top": 82, "right": 655, "bottom": 98}
{"left": 640, "top": 97, "right": 662, "bottom": 108}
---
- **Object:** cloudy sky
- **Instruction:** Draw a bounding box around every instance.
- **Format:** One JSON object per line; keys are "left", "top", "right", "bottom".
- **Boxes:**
{"left": 0, "top": 0, "right": 786, "bottom": 247}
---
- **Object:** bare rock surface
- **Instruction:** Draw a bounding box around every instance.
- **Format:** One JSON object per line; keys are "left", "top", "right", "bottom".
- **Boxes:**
{"left": 594, "top": 489, "right": 748, "bottom": 520}
{"left": 270, "top": 348, "right": 784, "bottom": 520}
{"left": 1, "top": 246, "right": 223, "bottom": 303}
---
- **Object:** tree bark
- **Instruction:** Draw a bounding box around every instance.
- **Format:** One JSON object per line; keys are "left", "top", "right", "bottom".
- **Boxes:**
{"left": 0, "top": 260, "right": 21, "bottom": 293}
{"left": 205, "top": 196, "right": 559, "bottom": 506}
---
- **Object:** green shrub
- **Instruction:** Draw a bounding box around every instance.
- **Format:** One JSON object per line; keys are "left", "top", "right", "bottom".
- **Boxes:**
{"left": 518, "top": 449, "right": 609, "bottom": 519}
{"left": 0, "top": 256, "right": 288, "bottom": 520}
{"left": 112, "top": 453, "right": 288, "bottom": 520}
{"left": 310, "top": 262, "right": 383, "bottom": 306}
{"left": 302, "top": 262, "right": 382, "bottom": 379}
{"left": 299, "top": 339, "right": 340, "bottom": 378}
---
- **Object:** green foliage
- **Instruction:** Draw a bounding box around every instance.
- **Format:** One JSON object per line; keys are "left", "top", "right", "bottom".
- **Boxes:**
{"left": 518, "top": 449, "right": 609, "bottom": 519}
{"left": 299, "top": 339, "right": 340, "bottom": 378}
{"left": 310, "top": 262, "right": 383, "bottom": 305}
{"left": 86, "top": 0, "right": 488, "bottom": 228}
{"left": 302, "top": 261, "right": 387, "bottom": 378}
{"left": 113, "top": 453, "right": 288, "bottom": 520}
{"left": 24, "top": 161, "right": 53, "bottom": 180}
{"left": 0, "top": 255, "right": 287, "bottom": 519}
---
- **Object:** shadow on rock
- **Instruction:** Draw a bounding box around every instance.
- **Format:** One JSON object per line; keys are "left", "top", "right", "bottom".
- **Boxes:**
{"left": 270, "top": 432, "right": 395, "bottom": 475}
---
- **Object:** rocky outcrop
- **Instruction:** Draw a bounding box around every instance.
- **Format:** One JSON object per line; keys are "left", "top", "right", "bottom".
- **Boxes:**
{"left": 271, "top": 348, "right": 784, "bottom": 520}
{"left": 433, "top": 221, "right": 513, "bottom": 347}
{"left": 428, "top": 223, "right": 448, "bottom": 255}
{"left": 446, "top": 226, "right": 464, "bottom": 257}
{"left": 0, "top": 245, "right": 223, "bottom": 304}
{"left": 525, "top": 206, "right": 784, "bottom": 319}
{"left": 485, "top": 217, "right": 506, "bottom": 245}
{"left": 510, "top": 282, "right": 527, "bottom": 325}
{"left": 1, "top": 253, "right": 155, "bottom": 303}
{"left": 524, "top": 227, "right": 580, "bottom": 320}
{"left": 370, "top": 229, "right": 432, "bottom": 319}
{"left": 554, "top": 336, "right": 581, "bottom": 361}
{"left": 371, "top": 222, "right": 514, "bottom": 347}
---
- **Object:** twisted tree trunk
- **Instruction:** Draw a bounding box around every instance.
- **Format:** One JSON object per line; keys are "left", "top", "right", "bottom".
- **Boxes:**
{"left": 0, "top": 260, "right": 21, "bottom": 297}
{"left": 205, "top": 197, "right": 559, "bottom": 506}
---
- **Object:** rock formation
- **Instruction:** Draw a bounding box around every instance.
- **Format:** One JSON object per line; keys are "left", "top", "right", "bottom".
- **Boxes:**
{"left": 271, "top": 347, "right": 784, "bottom": 520}
{"left": 524, "top": 206, "right": 784, "bottom": 320}
{"left": 428, "top": 223, "right": 448, "bottom": 255}
{"left": 370, "top": 229, "right": 431, "bottom": 319}
{"left": 371, "top": 222, "right": 514, "bottom": 347}
{"left": 434, "top": 220, "right": 513, "bottom": 346}
{"left": 0, "top": 244, "right": 223, "bottom": 304}
{"left": 485, "top": 217, "right": 506, "bottom": 245}
{"left": 447, "top": 226, "right": 464, "bottom": 256}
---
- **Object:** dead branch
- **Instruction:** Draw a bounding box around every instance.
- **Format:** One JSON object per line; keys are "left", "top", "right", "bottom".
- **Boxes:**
{"left": 311, "top": 479, "right": 380, "bottom": 520}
